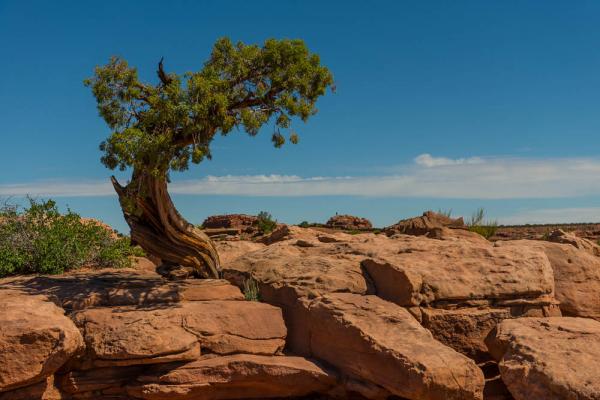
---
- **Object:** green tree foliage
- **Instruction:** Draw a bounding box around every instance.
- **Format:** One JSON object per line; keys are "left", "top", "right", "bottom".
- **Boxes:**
{"left": 0, "top": 199, "right": 142, "bottom": 277}
{"left": 85, "top": 38, "right": 334, "bottom": 177}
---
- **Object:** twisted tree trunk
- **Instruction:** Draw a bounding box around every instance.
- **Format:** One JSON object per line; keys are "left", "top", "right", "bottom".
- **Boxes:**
{"left": 111, "top": 171, "right": 220, "bottom": 278}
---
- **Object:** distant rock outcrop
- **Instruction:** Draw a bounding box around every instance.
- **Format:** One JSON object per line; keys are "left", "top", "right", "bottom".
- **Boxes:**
{"left": 384, "top": 210, "right": 465, "bottom": 236}
{"left": 325, "top": 214, "right": 373, "bottom": 230}
{"left": 546, "top": 228, "right": 600, "bottom": 256}
{"left": 201, "top": 214, "right": 259, "bottom": 236}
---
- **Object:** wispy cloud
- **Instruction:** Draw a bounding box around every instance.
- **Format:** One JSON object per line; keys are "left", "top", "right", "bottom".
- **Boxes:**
{"left": 0, "top": 180, "right": 114, "bottom": 197}
{"left": 2, "top": 154, "right": 600, "bottom": 199}
{"left": 414, "top": 153, "right": 484, "bottom": 167}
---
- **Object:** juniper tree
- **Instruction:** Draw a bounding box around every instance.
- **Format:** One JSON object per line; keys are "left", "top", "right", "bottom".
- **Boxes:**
{"left": 85, "top": 38, "right": 333, "bottom": 278}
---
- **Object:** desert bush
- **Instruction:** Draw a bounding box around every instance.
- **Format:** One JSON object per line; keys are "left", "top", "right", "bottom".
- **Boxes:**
{"left": 0, "top": 198, "right": 140, "bottom": 277}
{"left": 256, "top": 211, "right": 277, "bottom": 234}
{"left": 298, "top": 221, "right": 310, "bottom": 228}
{"left": 467, "top": 208, "right": 498, "bottom": 240}
{"left": 243, "top": 277, "right": 260, "bottom": 301}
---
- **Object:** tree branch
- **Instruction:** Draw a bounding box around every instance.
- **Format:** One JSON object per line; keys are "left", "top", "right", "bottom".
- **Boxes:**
{"left": 157, "top": 57, "right": 173, "bottom": 86}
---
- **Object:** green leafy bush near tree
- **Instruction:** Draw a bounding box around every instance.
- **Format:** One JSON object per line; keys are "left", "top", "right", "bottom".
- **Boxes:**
{"left": 467, "top": 208, "right": 498, "bottom": 239}
{"left": 0, "top": 198, "right": 142, "bottom": 277}
{"left": 256, "top": 211, "right": 277, "bottom": 234}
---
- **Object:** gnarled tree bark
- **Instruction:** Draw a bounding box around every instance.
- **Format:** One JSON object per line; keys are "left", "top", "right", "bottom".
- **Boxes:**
{"left": 111, "top": 171, "right": 220, "bottom": 278}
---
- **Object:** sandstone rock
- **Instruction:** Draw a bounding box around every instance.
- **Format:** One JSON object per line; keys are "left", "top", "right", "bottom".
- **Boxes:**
{"left": 223, "top": 238, "right": 373, "bottom": 353}
{"left": 259, "top": 224, "right": 291, "bottom": 245}
{"left": 486, "top": 317, "right": 600, "bottom": 400}
{"left": 126, "top": 354, "right": 336, "bottom": 400}
{"left": 426, "top": 226, "right": 490, "bottom": 243}
{"left": 202, "top": 214, "right": 258, "bottom": 231}
{"left": 215, "top": 240, "right": 265, "bottom": 265}
{"left": 420, "top": 304, "right": 560, "bottom": 363}
{"left": 421, "top": 307, "right": 513, "bottom": 362}
{"left": 325, "top": 214, "right": 373, "bottom": 230}
{"left": 499, "top": 240, "right": 600, "bottom": 321}
{"left": 59, "top": 366, "right": 143, "bottom": 396}
{"left": 384, "top": 210, "right": 465, "bottom": 236}
{"left": 223, "top": 228, "right": 557, "bottom": 363}
{"left": 72, "top": 301, "right": 286, "bottom": 368}
{"left": 0, "top": 273, "right": 243, "bottom": 311}
{"left": 131, "top": 256, "right": 159, "bottom": 272}
{"left": 307, "top": 293, "right": 484, "bottom": 400}
{"left": 0, "top": 290, "right": 84, "bottom": 393}
{"left": 223, "top": 236, "right": 373, "bottom": 300}
{"left": 362, "top": 238, "right": 555, "bottom": 307}
{"left": 0, "top": 375, "right": 64, "bottom": 400}
{"left": 547, "top": 228, "right": 600, "bottom": 256}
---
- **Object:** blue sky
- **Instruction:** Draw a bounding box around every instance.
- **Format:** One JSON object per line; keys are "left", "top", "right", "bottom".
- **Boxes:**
{"left": 2, "top": 0, "right": 600, "bottom": 232}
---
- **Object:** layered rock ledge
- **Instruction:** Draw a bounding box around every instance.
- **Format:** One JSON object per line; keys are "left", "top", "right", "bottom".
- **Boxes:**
{"left": 2, "top": 224, "right": 600, "bottom": 399}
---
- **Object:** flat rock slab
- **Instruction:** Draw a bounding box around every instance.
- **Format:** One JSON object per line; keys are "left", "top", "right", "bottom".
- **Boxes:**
{"left": 486, "top": 317, "right": 600, "bottom": 400}
{"left": 0, "top": 273, "right": 243, "bottom": 310}
{"left": 223, "top": 243, "right": 372, "bottom": 299}
{"left": 308, "top": 293, "right": 484, "bottom": 400}
{"left": 0, "top": 290, "right": 84, "bottom": 392}
{"left": 72, "top": 301, "right": 287, "bottom": 368}
{"left": 126, "top": 354, "right": 336, "bottom": 400}
{"left": 362, "top": 237, "right": 555, "bottom": 306}
{"left": 223, "top": 228, "right": 555, "bottom": 308}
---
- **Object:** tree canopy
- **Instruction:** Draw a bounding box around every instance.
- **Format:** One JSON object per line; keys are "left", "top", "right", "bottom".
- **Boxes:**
{"left": 85, "top": 37, "right": 334, "bottom": 177}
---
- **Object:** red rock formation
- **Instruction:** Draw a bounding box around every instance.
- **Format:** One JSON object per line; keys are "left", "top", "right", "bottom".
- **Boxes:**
{"left": 325, "top": 214, "right": 373, "bottom": 230}
{"left": 384, "top": 210, "right": 465, "bottom": 236}
{"left": 202, "top": 214, "right": 258, "bottom": 232}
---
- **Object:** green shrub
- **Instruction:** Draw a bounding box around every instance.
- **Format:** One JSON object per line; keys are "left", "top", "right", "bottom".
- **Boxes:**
{"left": 298, "top": 221, "right": 310, "bottom": 228}
{"left": 243, "top": 277, "right": 260, "bottom": 301}
{"left": 0, "top": 198, "right": 139, "bottom": 277}
{"left": 466, "top": 207, "right": 498, "bottom": 240}
{"left": 256, "top": 211, "right": 277, "bottom": 234}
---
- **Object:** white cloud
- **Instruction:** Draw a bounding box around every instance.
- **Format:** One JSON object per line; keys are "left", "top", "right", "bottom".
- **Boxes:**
{"left": 414, "top": 153, "right": 484, "bottom": 167}
{"left": 0, "top": 180, "right": 114, "bottom": 197}
{"left": 2, "top": 155, "right": 600, "bottom": 200}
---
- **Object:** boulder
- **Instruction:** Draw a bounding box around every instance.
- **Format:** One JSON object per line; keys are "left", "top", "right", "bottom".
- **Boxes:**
{"left": 215, "top": 240, "right": 265, "bottom": 265}
{"left": 259, "top": 224, "right": 291, "bottom": 245}
{"left": 361, "top": 238, "right": 555, "bottom": 307}
{"left": 499, "top": 240, "right": 600, "bottom": 321}
{"left": 126, "top": 354, "right": 337, "bottom": 400}
{"left": 420, "top": 305, "right": 560, "bottom": 363}
{"left": 223, "top": 228, "right": 559, "bottom": 363}
{"left": 307, "top": 293, "right": 484, "bottom": 400}
{"left": 222, "top": 230, "right": 375, "bottom": 353}
{"left": 384, "top": 211, "right": 465, "bottom": 236}
{"left": 547, "top": 228, "right": 600, "bottom": 256}
{"left": 486, "top": 317, "right": 600, "bottom": 400}
{"left": 72, "top": 301, "right": 287, "bottom": 368}
{"left": 0, "top": 290, "right": 84, "bottom": 393}
{"left": 325, "top": 214, "right": 373, "bottom": 230}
